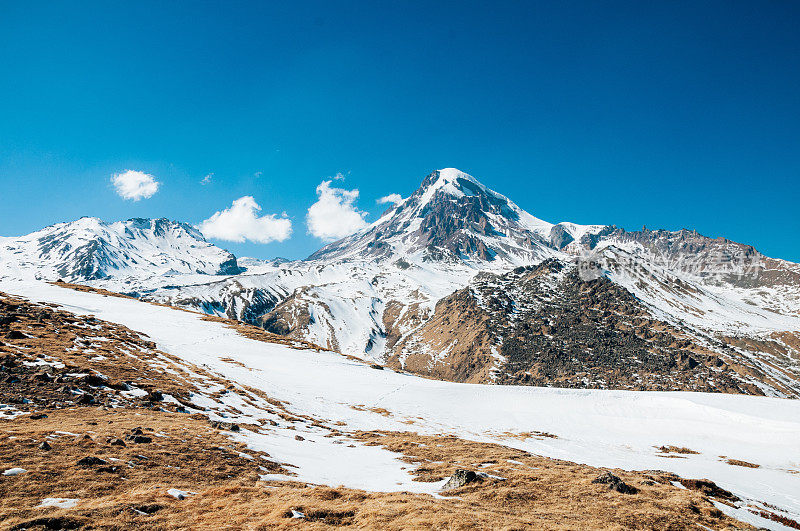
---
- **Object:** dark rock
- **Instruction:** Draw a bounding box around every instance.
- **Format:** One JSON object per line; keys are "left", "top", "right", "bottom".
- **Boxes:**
{"left": 442, "top": 469, "right": 482, "bottom": 490}
{"left": 370, "top": 364, "right": 384, "bottom": 370}
{"left": 130, "top": 503, "right": 163, "bottom": 515}
{"left": 126, "top": 435, "right": 152, "bottom": 444}
{"left": 76, "top": 394, "right": 96, "bottom": 405}
{"left": 294, "top": 435, "right": 305, "bottom": 441}
{"left": 96, "top": 465, "right": 120, "bottom": 473}
{"left": 0, "top": 314, "right": 19, "bottom": 326}
{"left": 30, "top": 413, "right": 49, "bottom": 420}
{"left": 77, "top": 456, "right": 108, "bottom": 466}
{"left": 146, "top": 390, "right": 163, "bottom": 402}
{"left": 549, "top": 223, "right": 575, "bottom": 249}
{"left": 209, "top": 420, "right": 240, "bottom": 432}
{"left": 109, "top": 438, "right": 126, "bottom": 447}
{"left": 33, "top": 372, "right": 53, "bottom": 382}
{"left": 107, "top": 380, "right": 129, "bottom": 391}
{"left": 79, "top": 374, "right": 107, "bottom": 387}
{"left": 679, "top": 478, "right": 738, "bottom": 501}
{"left": 38, "top": 441, "right": 52, "bottom": 450}
{"left": 592, "top": 471, "right": 639, "bottom": 494}
{"left": 5, "top": 330, "right": 27, "bottom": 340}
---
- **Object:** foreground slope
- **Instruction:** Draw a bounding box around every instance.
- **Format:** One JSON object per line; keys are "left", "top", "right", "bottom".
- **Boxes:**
{"left": 1, "top": 286, "right": 767, "bottom": 530}
{"left": 2, "top": 280, "right": 799, "bottom": 529}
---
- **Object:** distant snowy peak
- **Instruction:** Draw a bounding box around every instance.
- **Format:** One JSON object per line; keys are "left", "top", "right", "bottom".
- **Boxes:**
{"left": 309, "top": 168, "right": 607, "bottom": 265}
{"left": 0, "top": 217, "right": 241, "bottom": 282}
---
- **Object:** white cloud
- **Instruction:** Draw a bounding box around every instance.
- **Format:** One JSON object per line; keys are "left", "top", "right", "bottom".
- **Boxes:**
{"left": 377, "top": 193, "right": 403, "bottom": 206}
{"left": 110, "top": 170, "right": 160, "bottom": 201}
{"left": 201, "top": 173, "right": 213, "bottom": 185}
{"left": 306, "top": 179, "right": 368, "bottom": 241}
{"left": 198, "top": 196, "right": 292, "bottom": 244}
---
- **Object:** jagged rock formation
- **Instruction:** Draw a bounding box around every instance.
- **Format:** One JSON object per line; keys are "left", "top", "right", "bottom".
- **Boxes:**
{"left": 389, "top": 258, "right": 798, "bottom": 395}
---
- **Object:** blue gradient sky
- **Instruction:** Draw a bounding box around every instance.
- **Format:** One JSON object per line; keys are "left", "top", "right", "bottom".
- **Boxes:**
{"left": 1, "top": 1, "right": 798, "bottom": 261}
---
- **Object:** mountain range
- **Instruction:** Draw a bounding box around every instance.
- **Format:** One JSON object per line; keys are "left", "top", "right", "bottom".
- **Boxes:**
{"left": 2, "top": 168, "right": 799, "bottom": 397}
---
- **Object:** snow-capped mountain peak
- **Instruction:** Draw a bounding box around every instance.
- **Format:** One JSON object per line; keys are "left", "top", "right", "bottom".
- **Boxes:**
{"left": 310, "top": 168, "right": 603, "bottom": 265}
{"left": 0, "top": 217, "right": 241, "bottom": 282}
{"left": 414, "top": 167, "right": 485, "bottom": 203}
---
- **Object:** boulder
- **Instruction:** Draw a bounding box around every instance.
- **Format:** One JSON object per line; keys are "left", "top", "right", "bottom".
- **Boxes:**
{"left": 209, "top": 420, "right": 240, "bottom": 432}
{"left": 76, "top": 394, "right": 96, "bottom": 405}
{"left": 126, "top": 435, "right": 152, "bottom": 444}
{"left": 442, "top": 469, "right": 482, "bottom": 490}
{"left": 592, "top": 471, "right": 638, "bottom": 494}
{"left": 79, "top": 374, "right": 107, "bottom": 387}
{"left": 146, "top": 390, "right": 163, "bottom": 402}
{"left": 679, "top": 478, "right": 738, "bottom": 501}
{"left": 77, "top": 456, "right": 108, "bottom": 467}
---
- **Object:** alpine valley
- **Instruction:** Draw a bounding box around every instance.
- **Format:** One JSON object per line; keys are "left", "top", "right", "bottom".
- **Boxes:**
{"left": 3, "top": 168, "right": 799, "bottom": 398}
{"left": 3, "top": 168, "right": 800, "bottom": 529}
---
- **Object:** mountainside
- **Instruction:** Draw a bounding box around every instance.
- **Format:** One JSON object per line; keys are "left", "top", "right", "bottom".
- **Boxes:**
{"left": 4, "top": 280, "right": 799, "bottom": 529}
{"left": 309, "top": 168, "right": 606, "bottom": 264}
{"left": 385, "top": 258, "right": 800, "bottom": 397}
{"left": 0, "top": 217, "right": 241, "bottom": 282}
{"left": 1, "top": 169, "right": 799, "bottom": 398}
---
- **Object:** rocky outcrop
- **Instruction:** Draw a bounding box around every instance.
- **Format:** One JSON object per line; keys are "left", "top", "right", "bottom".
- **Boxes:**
{"left": 442, "top": 469, "right": 482, "bottom": 490}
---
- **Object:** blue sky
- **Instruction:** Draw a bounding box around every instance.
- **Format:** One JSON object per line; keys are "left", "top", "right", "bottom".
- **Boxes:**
{"left": 1, "top": 1, "right": 798, "bottom": 261}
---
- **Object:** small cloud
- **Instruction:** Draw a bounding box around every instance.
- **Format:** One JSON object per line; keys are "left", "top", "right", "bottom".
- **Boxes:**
{"left": 110, "top": 170, "right": 160, "bottom": 201}
{"left": 199, "top": 196, "right": 292, "bottom": 244}
{"left": 306, "top": 179, "right": 368, "bottom": 242}
{"left": 201, "top": 173, "right": 213, "bottom": 185}
{"left": 254, "top": 171, "right": 263, "bottom": 178}
{"left": 377, "top": 193, "right": 403, "bottom": 206}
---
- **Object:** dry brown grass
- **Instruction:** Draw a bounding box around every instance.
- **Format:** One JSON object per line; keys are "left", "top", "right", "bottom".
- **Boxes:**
{"left": 725, "top": 458, "right": 760, "bottom": 469}
{"left": 0, "top": 291, "right": 757, "bottom": 529}
{"left": 0, "top": 408, "right": 284, "bottom": 528}
{"left": 495, "top": 430, "right": 559, "bottom": 440}
{"left": 656, "top": 445, "right": 700, "bottom": 455}
{"left": 350, "top": 405, "right": 392, "bottom": 417}
{"left": 0, "top": 418, "right": 756, "bottom": 530}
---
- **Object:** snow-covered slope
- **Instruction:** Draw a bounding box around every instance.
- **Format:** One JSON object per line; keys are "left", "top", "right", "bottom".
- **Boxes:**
{"left": 0, "top": 217, "right": 240, "bottom": 282}
{"left": 4, "top": 279, "right": 799, "bottom": 528}
{"left": 2, "top": 169, "right": 799, "bottom": 398}
{"left": 127, "top": 170, "right": 800, "bottom": 396}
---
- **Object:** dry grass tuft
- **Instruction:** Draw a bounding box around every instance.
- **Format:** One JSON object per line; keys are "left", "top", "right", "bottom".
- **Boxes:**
{"left": 725, "top": 458, "right": 760, "bottom": 469}
{"left": 656, "top": 445, "right": 700, "bottom": 455}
